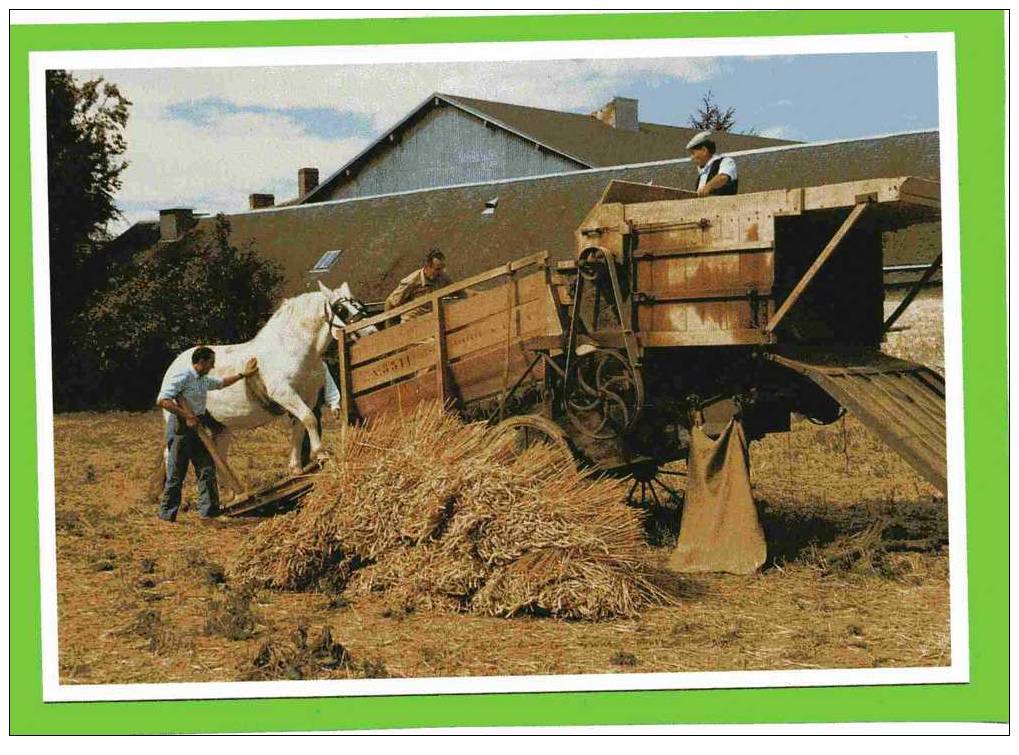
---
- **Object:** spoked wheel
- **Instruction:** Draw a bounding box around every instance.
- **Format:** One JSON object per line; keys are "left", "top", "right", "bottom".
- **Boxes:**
{"left": 624, "top": 459, "right": 688, "bottom": 509}
{"left": 492, "top": 415, "right": 576, "bottom": 468}
{"left": 565, "top": 349, "right": 644, "bottom": 440}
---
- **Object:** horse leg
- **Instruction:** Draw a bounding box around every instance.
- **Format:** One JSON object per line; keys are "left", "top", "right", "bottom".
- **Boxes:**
{"left": 212, "top": 427, "right": 235, "bottom": 502}
{"left": 288, "top": 418, "right": 307, "bottom": 474}
{"left": 272, "top": 387, "right": 327, "bottom": 469}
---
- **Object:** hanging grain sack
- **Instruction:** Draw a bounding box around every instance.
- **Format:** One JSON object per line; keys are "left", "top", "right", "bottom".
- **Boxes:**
{"left": 668, "top": 418, "right": 766, "bottom": 574}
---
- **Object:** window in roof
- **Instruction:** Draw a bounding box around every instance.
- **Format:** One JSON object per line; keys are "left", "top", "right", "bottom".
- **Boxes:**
{"left": 309, "top": 250, "right": 341, "bottom": 273}
{"left": 482, "top": 197, "right": 499, "bottom": 216}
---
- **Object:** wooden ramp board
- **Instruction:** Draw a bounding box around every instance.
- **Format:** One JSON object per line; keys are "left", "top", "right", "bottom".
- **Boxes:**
{"left": 768, "top": 348, "right": 947, "bottom": 494}
{"left": 221, "top": 460, "right": 325, "bottom": 517}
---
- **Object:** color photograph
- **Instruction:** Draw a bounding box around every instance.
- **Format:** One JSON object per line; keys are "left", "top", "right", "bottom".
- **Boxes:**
{"left": 43, "top": 42, "right": 957, "bottom": 691}
{"left": 10, "top": 9, "right": 1008, "bottom": 735}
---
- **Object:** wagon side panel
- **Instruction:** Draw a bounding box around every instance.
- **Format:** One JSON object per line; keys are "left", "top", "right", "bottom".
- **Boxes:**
{"left": 347, "top": 264, "right": 563, "bottom": 419}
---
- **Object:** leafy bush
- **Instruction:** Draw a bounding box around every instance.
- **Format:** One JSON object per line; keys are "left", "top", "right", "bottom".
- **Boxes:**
{"left": 68, "top": 214, "right": 284, "bottom": 409}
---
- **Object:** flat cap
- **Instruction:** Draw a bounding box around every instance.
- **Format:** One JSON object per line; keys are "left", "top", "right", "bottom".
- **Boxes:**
{"left": 686, "top": 130, "right": 713, "bottom": 150}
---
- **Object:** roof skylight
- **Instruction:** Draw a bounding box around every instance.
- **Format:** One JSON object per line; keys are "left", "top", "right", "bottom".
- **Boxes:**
{"left": 310, "top": 250, "right": 341, "bottom": 273}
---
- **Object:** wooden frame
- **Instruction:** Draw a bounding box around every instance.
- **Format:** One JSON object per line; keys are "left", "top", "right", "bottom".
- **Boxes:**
{"left": 765, "top": 201, "right": 869, "bottom": 334}
{"left": 335, "top": 252, "right": 563, "bottom": 420}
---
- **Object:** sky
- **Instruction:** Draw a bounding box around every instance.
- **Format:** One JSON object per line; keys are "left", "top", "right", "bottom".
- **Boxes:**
{"left": 73, "top": 52, "right": 939, "bottom": 233}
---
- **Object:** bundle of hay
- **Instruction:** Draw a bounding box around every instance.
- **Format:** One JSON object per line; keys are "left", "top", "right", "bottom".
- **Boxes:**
{"left": 231, "top": 405, "right": 670, "bottom": 620}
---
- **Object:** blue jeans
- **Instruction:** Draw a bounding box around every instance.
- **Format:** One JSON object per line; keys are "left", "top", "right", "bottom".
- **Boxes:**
{"left": 158, "top": 415, "right": 220, "bottom": 521}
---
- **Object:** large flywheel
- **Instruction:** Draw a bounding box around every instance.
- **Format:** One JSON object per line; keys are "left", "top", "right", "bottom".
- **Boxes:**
{"left": 564, "top": 348, "right": 644, "bottom": 440}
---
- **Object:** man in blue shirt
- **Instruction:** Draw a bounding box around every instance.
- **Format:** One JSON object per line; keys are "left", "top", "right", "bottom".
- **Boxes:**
{"left": 155, "top": 346, "right": 256, "bottom": 522}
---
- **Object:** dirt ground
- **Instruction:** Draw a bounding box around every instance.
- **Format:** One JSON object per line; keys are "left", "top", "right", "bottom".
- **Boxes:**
{"left": 53, "top": 289, "right": 950, "bottom": 684}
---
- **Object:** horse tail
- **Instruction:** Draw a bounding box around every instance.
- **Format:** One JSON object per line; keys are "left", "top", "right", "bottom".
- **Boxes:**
{"left": 144, "top": 443, "right": 168, "bottom": 508}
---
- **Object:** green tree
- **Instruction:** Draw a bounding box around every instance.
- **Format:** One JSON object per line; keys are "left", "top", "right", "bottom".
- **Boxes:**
{"left": 46, "top": 70, "right": 132, "bottom": 406}
{"left": 75, "top": 215, "right": 285, "bottom": 409}
{"left": 688, "top": 89, "right": 738, "bottom": 132}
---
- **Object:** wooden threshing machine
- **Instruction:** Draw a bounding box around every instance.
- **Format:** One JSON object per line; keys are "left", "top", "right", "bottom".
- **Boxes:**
{"left": 333, "top": 176, "right": 947, "bottom": 506}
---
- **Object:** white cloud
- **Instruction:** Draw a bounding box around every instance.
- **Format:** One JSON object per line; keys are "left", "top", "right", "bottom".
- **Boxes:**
{"left": 758, "top": 125, "right": 795, "bottom": 139}
{"left": 80, "top": 56, "right": 719, "bottom": 129}
{"left": 107, "top": 107, "right": 368, "bottom": 234}
{"left": 73, "top": 56, "right": 721, "bottom": 230}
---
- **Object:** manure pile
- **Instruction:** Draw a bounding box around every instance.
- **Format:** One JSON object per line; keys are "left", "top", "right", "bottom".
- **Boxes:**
{"left": 231, "top": 406, "right": 671, "bottom": 620}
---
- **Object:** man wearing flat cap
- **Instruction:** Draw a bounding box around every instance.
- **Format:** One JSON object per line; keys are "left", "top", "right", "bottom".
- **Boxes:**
{"left": 686, "top": 131, "right": 739, "bottom": 197}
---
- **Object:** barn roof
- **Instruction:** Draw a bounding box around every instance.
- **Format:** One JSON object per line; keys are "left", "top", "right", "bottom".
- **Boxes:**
{"left": 441, "top": 94, "right": 798, "bottom": 166}
{"left": 300, "top": 92, "right": 796, "bottom": 203}
{"left": 145, "top": 130, "right": 942, "bottom": 302}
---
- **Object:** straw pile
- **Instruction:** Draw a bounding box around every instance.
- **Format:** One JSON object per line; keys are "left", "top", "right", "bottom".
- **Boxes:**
{"left": 230, "top": 404, "right": 671, "bottom": 620}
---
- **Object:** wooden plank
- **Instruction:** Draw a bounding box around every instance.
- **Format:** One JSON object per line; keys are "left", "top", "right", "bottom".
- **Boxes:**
{"left": 800, "top": 177, "right": 929, "bottom": 211}
{"left": 449, "top": 343, "right": 540, "bottom": 404}
{"left": 337, "top": 334, "right": 353, "bottom": 422}
{"left": 348, "top": 271, "right": 548, "bottom": 367}
{"left": 500, "top": 266, "right": 517, "bottom": 402}
{"left": 345, "top": 251, "right": 548, "bottom": 332}
{"left": 443, "top": 271, "right": 547, "bottom": 330}
{"left": 350, "top": 297, "right": 558, "bottom": 394}
{"left": 639, "top": 329, "right": 771, "bottom": 347}
{"left": 354, "top": 346, "right": 547, "bottom": 418}
{"left": 349, "top": 315, "right": 434, "bottom": 366}
{"left": 899, "top": 176, "right": 940, "bottom": 202}
{"left": 642, "top": 299, "right": 758, "bottom": 333}
{"left": 354, "top": 368, "right": 441, "bottom": 418}
{"left": 584, "top": 178, "right": 936, "bottom": 259}
{"left": 765, "top": 202, "right": 868, "bottom": 334}
{"left": 638, "top": 287, "right": 773, "bottom": 303}
{"left": 632, "top": 239, "right": 774, "bottom": 259}
{"left": 434, "top": 297, "right": 447, "bottom": 405}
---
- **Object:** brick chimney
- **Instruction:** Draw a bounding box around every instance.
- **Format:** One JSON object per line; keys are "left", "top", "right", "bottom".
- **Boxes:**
{"left": 248, "top": 193, "right": 275, "bottom": 210}
{"left": 298, "top": 167, "right": 319, "bottom": 198}
{"left": 591, "top": 96, "right": 639, "bottom": 132}
{"left": 158, "top": 208, "right": 195, "bottom": 242}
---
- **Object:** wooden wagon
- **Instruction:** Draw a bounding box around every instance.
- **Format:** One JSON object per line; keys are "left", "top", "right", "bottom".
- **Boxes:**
{"left": 332, "top": 175, "right": 947, "bottom": 505}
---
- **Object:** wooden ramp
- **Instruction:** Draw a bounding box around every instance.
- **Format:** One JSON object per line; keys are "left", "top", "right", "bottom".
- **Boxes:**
{"left": 769, "top": 349, "right": 947, "bottom": 494}
{"left": 220, "top": 460, "right": 325, "bottom": 518}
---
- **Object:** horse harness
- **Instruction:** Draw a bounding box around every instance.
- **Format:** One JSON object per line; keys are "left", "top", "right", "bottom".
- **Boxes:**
{"left": 245, "top": 294, "right": 370, "bottom": 418}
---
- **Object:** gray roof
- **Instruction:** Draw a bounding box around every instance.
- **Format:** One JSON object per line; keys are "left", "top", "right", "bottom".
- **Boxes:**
{"left": 301, "top": 92, "right": 797, "bottom": 204}
{"left": 140, "top": 130, "right": 942, "bottom": 302}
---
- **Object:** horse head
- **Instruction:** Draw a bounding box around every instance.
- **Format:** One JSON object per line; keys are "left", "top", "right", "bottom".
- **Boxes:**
{"left": 317, "top": 280, "right": 376, "bottom": 340}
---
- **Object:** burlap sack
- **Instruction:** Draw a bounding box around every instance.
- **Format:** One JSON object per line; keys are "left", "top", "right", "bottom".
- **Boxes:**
{"left": 667, "top": 419, "right": 766, "bottom": 574}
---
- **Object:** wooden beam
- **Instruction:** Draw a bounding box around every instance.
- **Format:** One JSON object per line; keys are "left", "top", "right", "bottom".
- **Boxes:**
{"left": 345, "top": 251, "right": 549, "bottom": 333}
{"left": 500, "top": 264, "right": 516, "bottom": 409}
{"left": 434, "top": 296, "right": 448, "bottom": 406}
{"left": 765, "top": 202, "right": 868, "bottom": 334}
{"left": 336, "top": 332, "right": 353, "bottom": 424}
{"left": 882, "top": 253, "right": 942, "bottom": 334}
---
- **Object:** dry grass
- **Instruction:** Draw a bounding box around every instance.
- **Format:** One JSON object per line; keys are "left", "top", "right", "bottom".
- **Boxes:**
{"left": 231, "top": 406, "right": 669, "bottom": 620}
{"left": 52, "top": 289, "right": 949, "bottom": 684}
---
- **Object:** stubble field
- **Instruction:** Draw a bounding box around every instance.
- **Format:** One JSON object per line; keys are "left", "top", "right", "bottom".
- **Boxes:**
{"left": 54, "top": 289, "right": 950, "bottom": 685}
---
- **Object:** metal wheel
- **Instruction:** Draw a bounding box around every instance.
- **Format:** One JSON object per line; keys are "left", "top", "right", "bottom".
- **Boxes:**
{"left": 492, "top": 415, "right": 576, "bottom": 467}
{"left": 565, "top": 349, "right": 644, "bottom": 440}
{"left": 624, "top": 459, "right": 687, "bottom": 509}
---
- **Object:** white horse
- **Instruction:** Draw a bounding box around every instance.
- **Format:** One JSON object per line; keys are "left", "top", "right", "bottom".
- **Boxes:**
{"left": 157, "top": 281, "right": 375, "bottom": 479}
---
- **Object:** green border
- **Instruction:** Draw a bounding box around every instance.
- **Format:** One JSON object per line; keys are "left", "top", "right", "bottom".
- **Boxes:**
{"left": 10, "top": 10, "right": 1007, "bottom": 733}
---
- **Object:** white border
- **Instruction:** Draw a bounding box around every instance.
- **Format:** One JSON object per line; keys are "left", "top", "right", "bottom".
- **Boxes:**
{"left": 28, "top": 31, "right": 967, "bottom": 704}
